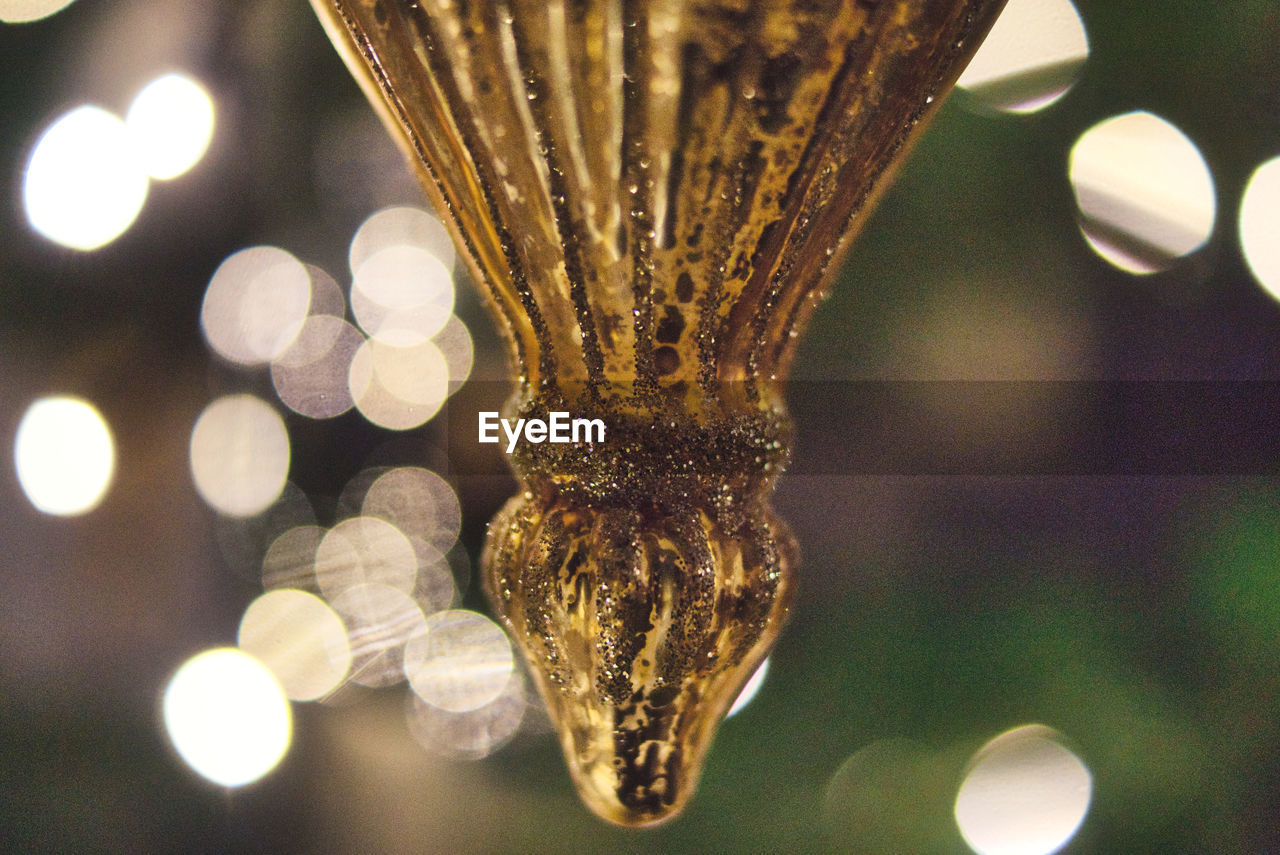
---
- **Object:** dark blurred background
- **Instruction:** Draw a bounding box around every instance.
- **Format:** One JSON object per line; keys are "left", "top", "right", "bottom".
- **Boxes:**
{"left": 2, "top": 1, "right": 1279, "bottom": 852}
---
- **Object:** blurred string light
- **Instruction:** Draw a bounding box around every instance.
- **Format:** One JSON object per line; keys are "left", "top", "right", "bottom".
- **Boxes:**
{"left": 238, "top": 589, "right": 352, "bottom": 702}
{"left": 954, "top": 725, "right": 1092, "bottom": 855}
{"left": 1240, "top": 156, "right": 1280, "bottom": 301}
{"left": 0, "top": 0, "right": 77, "bottom": 23}
{"left": 235, "top": 464, "right": 536, "bottom": 763}
{"left": 204, "top": 206, "right": 472, "bottom": 430}
{"left": 957, "top": 0, "right": 1088, "bottom": 114}
{"left": 726, "top": 657, "right": 769, "bottom": 718}
{"left": 162, "top": 648, "right": 292, "bottom": 787}
{"left": 189, "top": 394, "right": 291, "bottom": 517}
{"left": 1069, "top": 111, "right": 1216, "bottom": 275}
{"left": 14, "top": 395, "right": 115, "bottom": 516}
{"left": 22, "top": 72, "right": 213, "bottom": 250}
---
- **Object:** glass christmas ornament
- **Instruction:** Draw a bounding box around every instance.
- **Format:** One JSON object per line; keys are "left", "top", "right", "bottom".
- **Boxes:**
{"left": 310, "top": 0, "right": 1007, "bottom": 826}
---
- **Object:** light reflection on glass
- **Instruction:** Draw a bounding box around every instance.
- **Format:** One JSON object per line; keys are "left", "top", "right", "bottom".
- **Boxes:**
{"left": 1240, "top": 156, "right": 1280, "bottom": 301}
{"left": 189, "top": 394, "right": 291, "bottom": 517}
{"left": 125, "top": 73, "right": 215, "bottom": 181}
{"left": 958, "top": 0, "right": 1088, "bottom": 114}
{"left": 1069, "top": 111, "right": 1216, "bottom": 275}
{"left": 314, "top": 515, "right": 419, "bottom": 598}
{"left": 201, "top": 246, "right": 312, "bottom": 366}
{"left": 14, "top": 396, "right": 115, "bottom": 516}
{"left": 23, "top": 106, "right": 148, "bottom": 251}
{"left": 238, "top": 589, "right": 352, "bottom": 701}
{"left": 347, "top": 337, "right": 449, "bottom": 431}
{"left": 162, "top": 647, "right": 292, "bottom": 787}
{"left": 726, "top": 657, "right": 769, "bottom": 718}
{"left": 328, "top": 582, "right": 426, "bottom": 688}
{"left": 403, "top": 609, "right": 514, "bottom": 713}
{"left": 954, "top": 724, "right": 1092, "bottom": 855}
{"left": 404, "top": 670, "right": 526, "bottom": 761}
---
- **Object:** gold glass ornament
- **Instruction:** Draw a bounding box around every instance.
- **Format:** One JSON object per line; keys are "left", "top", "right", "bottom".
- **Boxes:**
{"left": 310, "top": 0, "right": 1007, "bottom": 826}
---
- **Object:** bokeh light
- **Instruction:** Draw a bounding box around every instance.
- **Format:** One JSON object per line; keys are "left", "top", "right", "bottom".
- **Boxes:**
{"left": 23, "top": 105, "right": 149, "bottom": 250}
{"left": 958, "top": 0, "right": 1088, "bottom": 113}
{"left": 727, "top": 657, "right": 769, "bottom": 718}
{"left": 125, "top": 73, "right": 215, "bottom": 180}
{"left": 0, "top": 0, "right": 78, "bottom": 23}
{"left": 823, "top": 738, "right": 957, "bottom": 852}
{"left": 189, "top": 394, "right": 291, "bottom": 517}
{"left": 328, "top": 582, "right": 426, "bottom": 688}
{"left": 403, "top": 610, "right": 514, "bottom": 713}
{"left": 202, "top": 246, "right": 312, "bottom": 366}
{"left": 1239, "top": 155, "right": 1280, "bottom": 301}
{"left": 314, "top": 516, "right": 419, "bottom": 598}
{"left": 351, "top": 245, "right": 454, "bottom": 345}
{"left": 270, "top": 315, "right": 364, "bottom": 419}
{"left": 238, "top": 589, "right": 351, "bottom": 701}
{"left": 261, "top": 524, "right": 325, "bottom": 591}
{"left": 349, "top": 205, "right": 455, "bottom": 276}
{"left": 1069, "top": 111, "right": 1216, "bottom": 274}
{"left": 405, "top": 671, "right": 527, "bottom": 760}
{"left": 14, "top": 396, "right": 115, "bottom": 516}
{"left": 954, "top": 725, "right": 1092, "bottom": 855}
{"left": 347, "top": 337, "right": 449, "bottom": 430}
{"left": 361, "top": 466, "right": 462, "bottom": 557}
{"left": 435, "top": 314, "right": 475, "bottom": 395}
{"left": 162, "top": 648, "right": 292, "bottom": 788}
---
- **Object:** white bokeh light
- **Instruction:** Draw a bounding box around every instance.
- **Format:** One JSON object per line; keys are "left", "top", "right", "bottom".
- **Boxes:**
{"left": 14, "top": 396, "right": 115, "bottom": 516}
{"left": 1069, "top": 111, "right": 1216, "bottom": 274}
{"left": 0, "top": 0, "right": 78, "bottom": 22}
{"left": 314, "top": 515, "right": 420, "bottom": 598}
{"left": 954, "top": 724, "right": 1092, "bottom": 855}
{"left": 404, "top": 609, "right": 514, "bottom": 713}
{"left": 238, "top": 589, "right": 352, "bottom": 701}
{"left": 958, "top": 0, "right": 1088, "bottom": 113}
{"left": 125, "top": 73, "right": 215, "bottom": 180}
{"left": 349, "top": 205, "right": 456, "bottom": 275}
{"left": 189, "top": 394, "right": 291, "bottom": 517}
{"left": 1240, "top": 156, "right": 1280, "bottom": 301}
{"left": 24, "top": 106, "right": 149, "bottom": 251}
{"left": 270, "top": 315, "right": 364, "bottom": 419}
{"left": 351, "top": 245, "right": 455, "bottom": 345}
{"left": 162, "top": 648, "right": 292, "bottom": 788}
{"left": 329, "top": 582, "right": 427, "bottom": 688}
{"left": 201, "top": 246, "right": 312, "bottom": 366}
{"left": 348, "top": 337, "right": 450, "bottom": 430}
